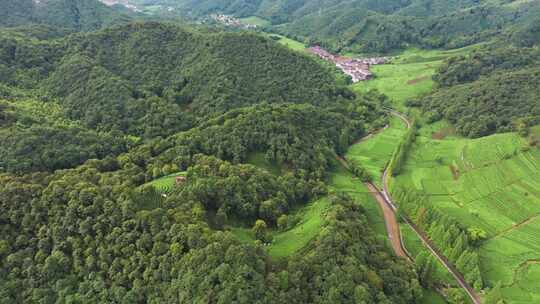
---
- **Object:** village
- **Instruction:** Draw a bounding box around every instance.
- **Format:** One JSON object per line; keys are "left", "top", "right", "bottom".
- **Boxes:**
{"left": 307, "top": 46, "right": 389, "bottom": 82}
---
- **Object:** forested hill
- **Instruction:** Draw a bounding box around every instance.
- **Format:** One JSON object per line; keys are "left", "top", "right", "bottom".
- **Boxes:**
{"left": 0, "top": 11, "right": 429, "bottom": 303}
{"left": 2, "top": 22, "right": 346, "bottom": 131}
{"left": 0, "top": 22, "right": 357, "bottom": 174}
{"left": 418, "top": 45, "right": 540, "bottom": 138}
{"left": 0, "top": 0, "right": 132, "bottom": 31}
{"left": 159, "top": 0, "right": 540, "bottom": 53}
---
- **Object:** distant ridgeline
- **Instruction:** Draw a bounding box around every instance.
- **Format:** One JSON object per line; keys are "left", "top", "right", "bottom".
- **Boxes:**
{"left": 0, "top": 0, "right": 133, "bottom": 31}
{"left": 142, "top": 0, "right": 540, "bottom": 53}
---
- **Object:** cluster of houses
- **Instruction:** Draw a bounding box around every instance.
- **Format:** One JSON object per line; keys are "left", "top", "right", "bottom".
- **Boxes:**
{"left": 307, "top": 46, "right": 389, "bottom": 82}
{"left": 209, "top": 14, "right": 258, "bottom": 29}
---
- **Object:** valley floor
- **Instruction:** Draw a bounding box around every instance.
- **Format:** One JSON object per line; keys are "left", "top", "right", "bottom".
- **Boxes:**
{"left": 353, "top": 45, "right": 540, "bottom": 303}
{"left": 217, "top": 33, "right": 538, "bottom": 303}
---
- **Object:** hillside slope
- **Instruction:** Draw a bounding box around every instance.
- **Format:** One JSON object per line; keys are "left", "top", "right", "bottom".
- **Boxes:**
{"left": 1, "top": 22, "right": 347, "bottom": 136}
{"left": 0, "top": 0, "right": 132, "bottom": 31}
{"left": 150, "top": 0, "right": 540, "bottom": 53}
{"left": 420, "top": 45, "right": 540, "bottom": 138}
{"left": 0, "top": 22, "right": 358, "bottom": 174}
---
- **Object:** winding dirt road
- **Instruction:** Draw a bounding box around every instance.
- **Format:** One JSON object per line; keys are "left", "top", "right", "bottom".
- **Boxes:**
{"left": 342, "top": 110, "right": 482, "bottom": 304}
{"left": 365, "top": 182, "right": 410, "bottom": 259}
{"left": 381, "top": 111, "right": 482, "bottom": 304}
{"left": 336, "top": 155, "right": 409, "bottom": 260}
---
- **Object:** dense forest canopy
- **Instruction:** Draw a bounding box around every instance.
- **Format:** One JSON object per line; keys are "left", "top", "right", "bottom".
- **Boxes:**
{"left": 0, "top": 22, "right": 350, "bottom": 137}
{"left": 139, "top": 100, "right": 387, "bottom": 181}
{"left": 0, "top": 0, "right": 133, "bottom": 31}
{"left": 0, "top": 2, "right": 431, "bottom": 299}
{"left": 418, "top": 45, "right": 540, "bottom": 137}
{"left": 0, "top": 158, "right": 422, "bottom": 302}
{"left": 0, "top": 22, "right": 364, "bottom": 176}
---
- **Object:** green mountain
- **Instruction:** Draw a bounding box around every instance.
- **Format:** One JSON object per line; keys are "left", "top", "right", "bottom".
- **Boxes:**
{"left": 150, "top": 0, "right": 540, "bottom": 53}
{"left": 0, "top": 22, "right": 358, "bottom": 173}
{"left": 0, "top": 0, "right": 132, "bottom": 31}
{"left": 0, "top": 19, "right": 425, "bottom": 304}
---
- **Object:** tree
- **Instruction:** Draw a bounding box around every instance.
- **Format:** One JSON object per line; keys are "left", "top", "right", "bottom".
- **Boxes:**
{"left": 277, "top": 214, "right": 288, "bottom": 231}
{"left": 468, "top": 227, "right": 488, "bottom": 246}
{"left": 446, "top": 288, "right": 467, "bottom": 304}
{"left": 252, "top": 219, "right": 270, "bottom": 243}
{"left": 215, "top": 207, "right": 228, "bottom": 229}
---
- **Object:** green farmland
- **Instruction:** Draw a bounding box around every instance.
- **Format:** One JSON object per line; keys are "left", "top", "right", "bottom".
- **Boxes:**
{"left": 240, "top": 16, "right": 271, "bottom": 27}
{"left": 271, "top": 34, "right": 307, "bottom": 51}
{"left": 345, "top": 115, "right": 407, "bottom": 187}
{"left": 352, "top": 47, "right": 477, "bottom": 109}
{"left": 394, "top": 124, "right": 540, "bottom": 302}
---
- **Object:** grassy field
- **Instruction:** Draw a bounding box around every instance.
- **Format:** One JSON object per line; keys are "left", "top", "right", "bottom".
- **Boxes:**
{"left": 246, "top": 152, "right": 282, "bottom": 175}
{"left": 345, "top": 115, "right": 408, "bottom": 187}
{"left": 267, "top": 34, "right": 307, "bottom": 51}
{"left": 327, "top": 163, "right": 388, "bottom": 243}
{"left": 419, "top": 290, "right": 448, "bottom": 304}
{"left": 393, "top": 123, "right": 540, "bottom": 302}
{"left": 230, "top": 196, "right": 331, "bottom": 258}
{"left": 240, "top": 16, "right": 271, "bottom": 27}
{"left": 143, "top": 172, "right": 187, "bottom": 193}
{"left": 351, "top": 47, "right": 476, "bottom": 109}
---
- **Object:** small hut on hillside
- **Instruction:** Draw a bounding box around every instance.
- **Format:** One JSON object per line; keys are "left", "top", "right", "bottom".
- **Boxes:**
{"left": 175, "top": 176, "right": 187, "bottom": 185}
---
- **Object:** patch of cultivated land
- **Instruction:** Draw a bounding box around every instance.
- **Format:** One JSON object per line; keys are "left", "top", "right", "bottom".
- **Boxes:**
{"left": 352, "top": 47, "right": 476, "bottom": 109}
{"left": 345, "top": 116, "right": 407, "bottom": 188}
{"left": 267, "top": 34, "right": 307, "bottom": 51}
{"left": 240, "top": 16, "right": 271, "bottom": 27}
{"left": 394, "top": 124, "right": 540, "bottom": 302}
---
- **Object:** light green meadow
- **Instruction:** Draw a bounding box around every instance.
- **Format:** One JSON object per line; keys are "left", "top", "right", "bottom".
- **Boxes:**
{"left": 240, "top": 16, "right": 271, "bottom": 27}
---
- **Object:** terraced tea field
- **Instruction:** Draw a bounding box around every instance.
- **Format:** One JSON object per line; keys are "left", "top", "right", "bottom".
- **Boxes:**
{"left": 394, "top": 125, "right": 540, "bottom": 302}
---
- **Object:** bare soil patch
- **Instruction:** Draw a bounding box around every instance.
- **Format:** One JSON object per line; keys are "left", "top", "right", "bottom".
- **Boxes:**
{"left": 407, "top": 76, "right": 429, "bottom": 85}
{"left": 432, "top": 126, "right": 456, "bottom": 140}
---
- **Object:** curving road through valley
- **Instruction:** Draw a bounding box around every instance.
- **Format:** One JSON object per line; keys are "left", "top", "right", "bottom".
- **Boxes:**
{"left": 381, "top": 110, "right": 482, "bottom": 304}
{"left": 341, "top": 109, "right": 482, "bottom": 304}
